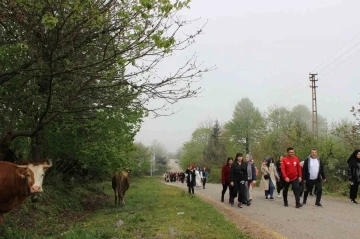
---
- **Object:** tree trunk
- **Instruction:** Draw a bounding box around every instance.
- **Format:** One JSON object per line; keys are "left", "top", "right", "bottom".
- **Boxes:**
{"left": 0, "top": 130, "right": 14, "bottom": 160}
{"left": 31, "top": 133, "right": 43, "bottom": 163}
{"left": 245, "top": 136, "right": 250, "bottom": 154}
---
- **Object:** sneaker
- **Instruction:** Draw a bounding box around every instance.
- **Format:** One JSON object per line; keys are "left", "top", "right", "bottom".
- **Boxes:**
{"left": 284, "top": 203, "right": 288, "bottom": 207}
{"left": 296, "top": 203, "right": 303, "bottom": 208}
{"left": 315, "top": 202, "right": 323, "bottom": 207}
{"left": 277, "top": 194, "right": 282, "bottom": 198}
{"left": 265, "top": 197, "right": 269, "bottom": 200}
{"left": 238, "top": 202, "right": 242, "bottom": 208}
{"left": 269, "top": 197, "right": 274, "bottom": 200}
{"left": 351, "top": 199, "right": 358, "bottom": 204}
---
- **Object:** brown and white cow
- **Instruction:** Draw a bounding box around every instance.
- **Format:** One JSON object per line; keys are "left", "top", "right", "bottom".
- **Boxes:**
{"left": 0, "top": 160, "right": 52, "bottom": 224}
{"left": 112, "top": 168, "right": 131, "bottom": 205}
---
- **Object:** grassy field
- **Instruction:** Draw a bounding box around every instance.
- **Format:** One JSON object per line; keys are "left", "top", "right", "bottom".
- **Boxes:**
{"left": 1, "top": 177, "right": 250, "bottom": 239}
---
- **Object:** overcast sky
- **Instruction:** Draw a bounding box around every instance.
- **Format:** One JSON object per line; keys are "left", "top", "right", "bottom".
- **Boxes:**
{"left": 135, "top": 0, "right": 360, "bottom": 152}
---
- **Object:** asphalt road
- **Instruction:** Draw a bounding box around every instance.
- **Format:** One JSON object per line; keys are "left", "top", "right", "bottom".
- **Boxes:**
{"left": 166, "top": 159, "right": 359, "bottom": 239}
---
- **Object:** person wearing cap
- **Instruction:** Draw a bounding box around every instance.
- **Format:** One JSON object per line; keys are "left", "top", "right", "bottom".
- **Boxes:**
{"left": 281, "top": 147, "right": 303, "bottom": 208}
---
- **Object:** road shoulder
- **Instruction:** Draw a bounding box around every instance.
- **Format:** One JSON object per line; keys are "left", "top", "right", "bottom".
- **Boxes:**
{"left": 165, "top": 182, "right": 286, "bottom": 239}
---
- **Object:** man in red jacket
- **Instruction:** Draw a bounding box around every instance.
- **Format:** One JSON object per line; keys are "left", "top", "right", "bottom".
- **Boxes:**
{"left": 281, "top": 147, "right": 303, "bottom": 208}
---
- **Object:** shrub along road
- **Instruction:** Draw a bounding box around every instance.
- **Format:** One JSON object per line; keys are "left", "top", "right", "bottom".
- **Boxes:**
{"left": 167, "top": 159, "right": 359, "bottom": 239}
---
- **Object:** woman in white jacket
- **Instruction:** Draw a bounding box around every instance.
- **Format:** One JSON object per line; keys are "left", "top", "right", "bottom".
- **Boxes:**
{"left": 195, "top": 167, "right": 202, "bottom": 188}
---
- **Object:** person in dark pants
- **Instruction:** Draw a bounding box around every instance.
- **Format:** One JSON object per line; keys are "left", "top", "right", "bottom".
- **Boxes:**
{"left": 302, "top": 148, "right": 326, "bottom": 207}
{"left": 299, "top": 161, "right": 305, "bottom": 198}
{"left": 186, "top": 164, "right": 196, "bottom": 194}
{"left": 347, "top": 149, "right": 360, "bottom": 204}
{"left": 230, "top": 153, "right": 250, "bottom": 208}
{"left": 221, "top": 157, "right": 234, "bottom": 203}
{"left": 180, "top": 172, "right": 185, "bottom": 183}
{"left": 281, "top": 147, "right": 303, "bottom": 208}
{"left": 275, "top": 155, "right": 284, "bottom": 198}
{"left": 202, "top": 167, "right": 209, "bottom": 189}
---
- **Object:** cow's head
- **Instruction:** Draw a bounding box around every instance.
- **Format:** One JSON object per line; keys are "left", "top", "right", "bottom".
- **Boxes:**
{"left": 16, "top": 160, "right": 52, "bottom": 193}
{"left": 123, "top": 168, "right": 131, "bottom": 173}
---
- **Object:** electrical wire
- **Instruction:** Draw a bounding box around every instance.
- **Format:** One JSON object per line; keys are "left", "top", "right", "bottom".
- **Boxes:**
{"left": 312, "top": 30, "right": 360, "bottom": 72}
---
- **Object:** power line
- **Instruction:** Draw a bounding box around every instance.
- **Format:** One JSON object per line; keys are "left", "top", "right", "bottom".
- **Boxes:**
{"left": 321, "top": 48, "right": 360, "bottom": 77}
{"left": 312, "top": 30, "right": 360, "bottom": 72}
{"left": 316, "top": 40, "right": 360, "bottom": 73}
{"left": 268, "top": 78, "right": 307, "bottom": 107}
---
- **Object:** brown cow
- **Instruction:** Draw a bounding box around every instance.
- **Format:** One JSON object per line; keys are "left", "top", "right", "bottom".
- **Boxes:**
{"left": 112, "top": 168, "right": 131, "bottom": 205}
{"left": 0, "top": 160, "right": 52, "bottom": 224}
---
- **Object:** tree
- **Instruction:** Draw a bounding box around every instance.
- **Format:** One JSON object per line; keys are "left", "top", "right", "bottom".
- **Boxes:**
{"left": 151, "top": 140, "right": 168, "bottom": 164}
{"left": 129, "top": 142, "right": 152, "bottom": 176}
{"left": 225, "top": 98, "right": 264, "bottom": 154}
{"left": 42, "top": 106, "right": 143, "bottom": 179}
{"left": 180, "top": 126, "right": 211, "bottom": 170}
{"left": 0, "top": 0, "right": 210, "bottom": 159}
{"left": 291, "top": 105, "right": 327, "bottom": 134}
{"left": 203, "top": 120, "right": 227, "bottom": 165}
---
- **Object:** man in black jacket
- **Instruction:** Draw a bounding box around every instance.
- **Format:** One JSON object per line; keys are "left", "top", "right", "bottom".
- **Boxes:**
{"left": 302, "top": 148, "right": 326, "bottom": 207}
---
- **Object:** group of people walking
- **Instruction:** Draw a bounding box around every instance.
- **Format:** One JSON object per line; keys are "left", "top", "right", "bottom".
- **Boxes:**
{"left": 164, "top": 171, "right": 185, "bottom": 183}
{"left": 172, "top": 147, "right": 360, "bottom": 207}
{"left": 220, "top": 147, "right": 360, "bottom": 208}
{"left": 221, "top": 153, "right": 258, "bottom": 207}
{"left": 185, "top": 166, "right": 209, "bottom": 194}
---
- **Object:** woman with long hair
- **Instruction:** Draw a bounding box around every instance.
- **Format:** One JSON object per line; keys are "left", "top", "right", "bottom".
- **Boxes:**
{"left": 221, "top": 157, "right": 234, "bottom": 203}
{"left": 260, "top": 157, "right": 279, "bottom": 200}
{"left": 347, "top": 149, "right": 360, "bottom": 204}
{"left": 186, "top": 164, "right": 196, "bottom": 194}
{"left": 245, "top": 154, "right": 257, "bottom": 202}
{"left": 230, "top": 153, "right": 250, "bottom": 208}
{"left": 275, "top": 155, "right": 284, "bottom": 197}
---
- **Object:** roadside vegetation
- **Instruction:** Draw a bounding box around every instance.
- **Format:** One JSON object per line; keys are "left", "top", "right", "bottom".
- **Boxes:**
{"left": 2, "top": 177, "right": 250, "bottom": 239}
{"left": 179, "top": 98, "right": 360, "bottom": 197}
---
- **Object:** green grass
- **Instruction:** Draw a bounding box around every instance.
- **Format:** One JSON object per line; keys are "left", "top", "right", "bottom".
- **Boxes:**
{"left": 1, "top": 177, "right": 249, "bottom": 239}
{"left": 60, "top": 177, "right": 249, "bottom": 239}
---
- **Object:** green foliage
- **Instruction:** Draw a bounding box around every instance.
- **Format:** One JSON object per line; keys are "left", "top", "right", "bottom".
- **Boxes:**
{"left": 182, "top": 98, "right": 360, "bottom": 196}
{"left": 42, "top": 107, "right": 144, "bottom": 179}
{"left": 2, "top": 177, "right": 250, "bottom": 238}
{"left": 203, "top": 120, "right": 227, "bottom": 166}
{"left": 1, "top": 180, "right": 110, "bottom": 238}
{"left": 207, "top": 167, "right": 221, "bottom": 183}
{"left": 60, "top": 177, "right": 249, "bottom": 239}
{"left": 0, "top": 0, "right": 208, "bottom": 161}
{"left": 180, "top": 127, "right": 211, "bottom": 170}
{"left": 129, "top": 142, "right": 153, "bottom": 176}
{"left": 225, "top": 98, "right": 265, "bottom": 154}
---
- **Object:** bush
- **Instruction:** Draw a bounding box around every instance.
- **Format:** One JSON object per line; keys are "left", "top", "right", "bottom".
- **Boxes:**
{"left": 208, "top": 167, "right": 221, "bottom": 183}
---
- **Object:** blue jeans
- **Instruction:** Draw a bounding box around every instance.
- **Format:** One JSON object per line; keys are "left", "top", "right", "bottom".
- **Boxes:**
{"left": 265, "top": 179, "right": 275, "bottom": 197}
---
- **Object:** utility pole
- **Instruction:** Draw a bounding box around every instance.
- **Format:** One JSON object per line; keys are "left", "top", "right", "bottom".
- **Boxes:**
{"left": 150, "top": 152, "right": 155, "bottom": 176}
{"left": 309, "top": 73, "right": 318, "bottom": 135}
